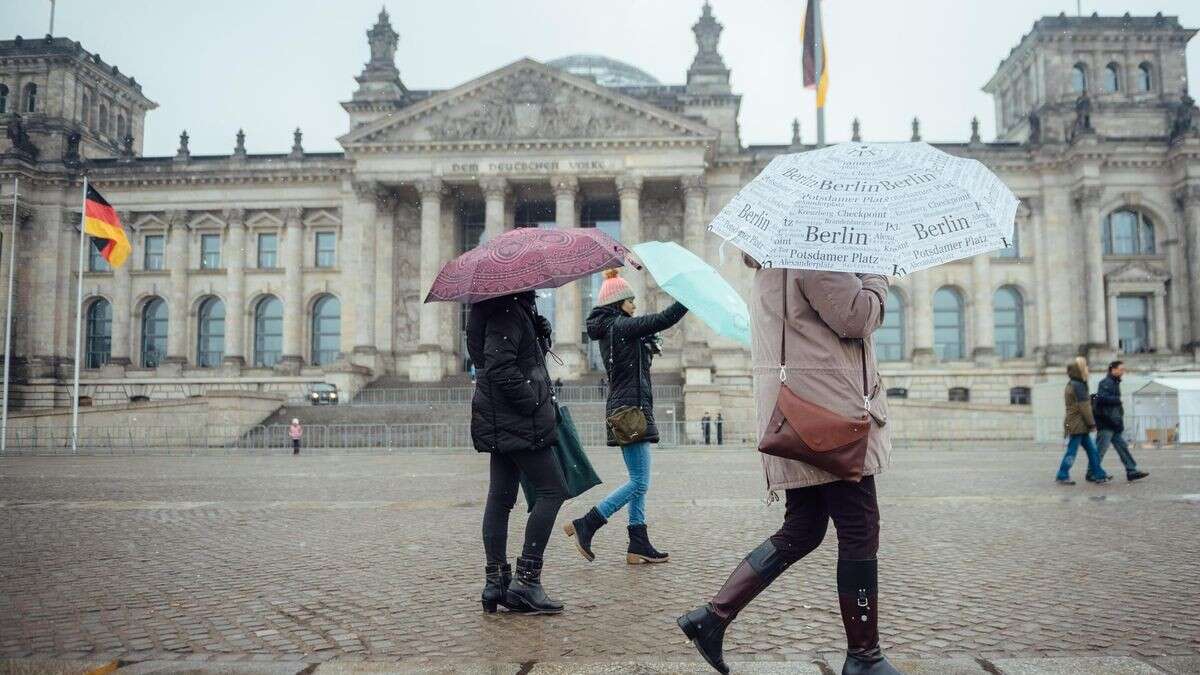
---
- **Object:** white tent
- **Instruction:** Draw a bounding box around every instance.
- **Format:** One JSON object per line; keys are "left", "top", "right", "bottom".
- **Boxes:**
{"left": 1132, "top": 378, "right": 1200, "bottom": 444}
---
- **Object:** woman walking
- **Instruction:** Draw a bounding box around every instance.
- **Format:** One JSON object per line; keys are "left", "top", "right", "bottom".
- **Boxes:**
{"left": 469, "top": 291, "right": 568, "bottom": 615}
{"left": 288, "top": 418, "right": 302, "bottom": 455}
{"left": 677, "top": 261, "right": 900, "bottom": 675}
{"left": 564, "top": 269, "right": 687, "bottom": 564}
{"left": 1055, "top": 356, "right": 1107, "bottom": 485}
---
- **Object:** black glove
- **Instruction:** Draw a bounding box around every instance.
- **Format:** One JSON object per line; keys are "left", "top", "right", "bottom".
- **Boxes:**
{"left": 534, "top": 315, "right": 553, "bottom": 348}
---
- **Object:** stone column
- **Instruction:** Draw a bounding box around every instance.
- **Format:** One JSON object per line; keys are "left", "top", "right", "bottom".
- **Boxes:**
{"left": 617, "top": 174, "right": 644, "bottom": 302}
{"left": 910, "top": 270, "right": 934, "bottom": 362}
{"left": 681, "top": 174, "right": 713, "bottom": 383}
{"left": 1074, "top": 185, "right": 1108, "bottom": 348}
{"left": 552, "top": 175, "right": 584, "bottom": 379}
{"left": 409, "top": 178, "right": 446, "bottom": 382}
{"left": 222, "top": 208, "right": 246, "bottom": 367}
{"left": 352, "top": 181, "right": 379, "bottom": 357}
{"left": 1106, "top": 292, "right": 1119, "bottom": 351}
{"left": 1026, "top": 197, "right": 1051, "bottom": 359}
{"left": 1176, "top": 184, "right": 1200, "bottom": 355}
{"left": 1041, "top": 188, "right": 1076, "bottom": 360}
{"left": 481, "top": 177, "right": 509, "bottom": 243}
{"left": 1153, "top": 290, "right": 1169, "bottom": 352}
{"left": 109, "top": 211, "right": 133, "bottom": 367}
{"left": 971, "top": 252, "right": 994, "bottom": 362}
{"left": 165, "top": 210, "right": 189, "bottom": 364}
{"left": 280, "top": 207, "right": 304, "bottom": 370}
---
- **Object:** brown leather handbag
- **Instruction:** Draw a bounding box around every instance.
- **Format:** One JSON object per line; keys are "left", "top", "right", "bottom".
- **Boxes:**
{"left": 757, "top": 270, "right": 872, "bottom": 482}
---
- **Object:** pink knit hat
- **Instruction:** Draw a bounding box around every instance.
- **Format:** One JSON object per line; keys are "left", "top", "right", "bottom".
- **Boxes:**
{"left": 596, "top": 269, "right": 634, "bottom": 307}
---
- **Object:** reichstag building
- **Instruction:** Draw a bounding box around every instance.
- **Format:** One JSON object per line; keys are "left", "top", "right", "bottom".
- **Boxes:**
{"left": 1, "top": 5, "right": 1198, "bottom": 434}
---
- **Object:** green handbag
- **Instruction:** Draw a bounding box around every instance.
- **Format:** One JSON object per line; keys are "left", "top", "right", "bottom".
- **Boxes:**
{"left": 606, "top": 405, "right": 648, "bottom": 445}
{"left": 521, "top": 405, "right": 602, "bottom": 512}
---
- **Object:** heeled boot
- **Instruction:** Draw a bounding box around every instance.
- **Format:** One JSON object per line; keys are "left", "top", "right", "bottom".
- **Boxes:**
{"left": 626, "top": 524, "right": 669, "bottom": 564}
{"left": 676, "top": 540, "right": 793, "bottom": 674}
{"left": 563, "top": 507, "right": 607, "bottom": 562}
{"left": 505, "top": 555, "right": 564, "bottom": 615}
{"left": 838, "top": 558, "right": 901, "bottom": 675}
{"left": 481, "top": 562, "right": 527, "bottom": 614}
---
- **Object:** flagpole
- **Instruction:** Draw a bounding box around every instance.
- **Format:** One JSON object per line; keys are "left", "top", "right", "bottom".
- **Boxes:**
{"left": 817, "top": 106, "right": 826, "bottom": 147}
{"left": 49, "top": 0, "right": 56, "bottom": 35}
{"left": 2, "top": 177, "right": 17, "bottom": 455}
{"left": 71, "top": 175, "right": 87, "bottom": 453}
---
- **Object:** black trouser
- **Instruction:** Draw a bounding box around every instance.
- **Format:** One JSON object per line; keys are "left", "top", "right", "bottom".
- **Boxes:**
{"left": 769, "top": 475, "right": 880, "bottom": 563}
{"left": 483, "top": 447, "right": 567, "bottom": 565}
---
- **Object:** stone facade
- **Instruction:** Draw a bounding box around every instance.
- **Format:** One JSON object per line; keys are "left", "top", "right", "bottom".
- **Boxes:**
{"left": 1, "top": 7, "right": 1199, "bottom": 436}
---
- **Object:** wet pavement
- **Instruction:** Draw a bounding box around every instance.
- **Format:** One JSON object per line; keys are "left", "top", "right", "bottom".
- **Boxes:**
{"left": 1, "top": 445, "right": 1198, "bottom": 673}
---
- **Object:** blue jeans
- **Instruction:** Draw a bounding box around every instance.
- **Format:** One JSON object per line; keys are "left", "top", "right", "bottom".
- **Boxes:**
{"left": 1056, "top": 433, "right": 1105, "bottom": 481}
{"left": 596, "top": 441, "right": 651, "bottom": 526}
{"left": 1096, "top": 429, "right": 1140, "bottom": 476}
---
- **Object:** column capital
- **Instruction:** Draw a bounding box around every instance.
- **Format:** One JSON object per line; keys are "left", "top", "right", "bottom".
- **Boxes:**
{"left": 416, "top": 177, "right": 445, "bottom": 200}
{"left": 616, "top": 173, "right": 643, "bottom": 198}
{"left": 551, "top": 175, "right": 579, "bottom": 197}
{"left": 1019, "top": 195, "right": 1042, "bottom": 218}
{"left": 480, "top": 176, "right": 510, "bottom": 199}
{"left": 1172, "top": 183, "right": 1200, "bottom": 208}
{"left": 351, "top": 179, "right": 381, "bottom": 200}
{"left": 165, "top": 209, "right": 188, "bottom": 228}
{"left": 224, "top": 208, "right": 245, "bottom": 226}
{"left": 1072, "top": 184, "right": 1104, "bottom": 208}
{"left": 680, "top": 173, "right": 706, "bottom": 195}
{"left": 282, "top": 207, "right": 303, "bottom": 225}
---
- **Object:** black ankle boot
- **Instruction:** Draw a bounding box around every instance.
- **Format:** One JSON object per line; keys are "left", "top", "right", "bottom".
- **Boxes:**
{"left": 481, "top": 563, "right": 525, "bottom": 614}
{"left": 563, "top": 507, "right": 607, "bottom": 562}
{"left": 838, "top": 559, "right": 901, "bottom": 675}
{"left": 505, "top": 556, "right": 563, "bottom": 615}
{"left": 677, "top": 540, "right": 793, "bottom": 674}
{"left": 626, "top": 524, "right": 669, "bottom": 564}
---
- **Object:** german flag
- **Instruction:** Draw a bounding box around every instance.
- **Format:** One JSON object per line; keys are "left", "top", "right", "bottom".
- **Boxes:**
{"left": 83, "top": 183, "right": 130, "bottom": 268}
{"left": 801, "top": 0, "right": 829, "bottom": 108}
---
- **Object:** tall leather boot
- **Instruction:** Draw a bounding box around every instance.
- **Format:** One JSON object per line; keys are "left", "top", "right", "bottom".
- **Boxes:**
{"left": 676, "top": 540, "right": 792, "bottom": 675}
{"left": 838, "top": 559, "right": 901, "bottom": 675}
{"left": 626, "top": 524, "right": 669, "bottom": 564}
{"left": 505, "top": 555, "right": 564, "bottom": 615}
{"left": 563, "top": 507, "right": 607, "bottom": 562}
{"left": 481, "top": 562, "right": 528, "bottom": 614}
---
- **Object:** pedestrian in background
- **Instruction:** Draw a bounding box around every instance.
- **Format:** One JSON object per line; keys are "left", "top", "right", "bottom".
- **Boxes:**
{"left": 288, "top": 418, "right": 302, "bottom": 455}
{"left": 1056, "top": 357, "right": 1108, "bottom": 485}
{"left": 564, "top": 269, "right": 688, "bottom": 565}
{"left": 715, "top": 412, "right": 724, "bottom": 446}
{"left": 701, "top": 412, "right": 712, "bottom": 445}
{"left": 677, "top": 257, "right": 899, "bottom": 675}
{"left": 469, "top": 291, "right": 567, "bottom": 615}
{"left": 1093, "top": 360, "right": 1149, "bottom": 482}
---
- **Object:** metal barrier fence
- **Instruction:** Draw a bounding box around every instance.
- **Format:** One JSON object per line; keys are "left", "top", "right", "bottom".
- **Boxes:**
{"left": 343, "top": 384, "right": 683, "bottom": 407}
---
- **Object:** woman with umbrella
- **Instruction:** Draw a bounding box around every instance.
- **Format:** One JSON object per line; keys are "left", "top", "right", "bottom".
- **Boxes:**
{"left": 563, "top": 269, "right": 687, "bottom": 565}
{"left": 425, "top": 226, "right": 634, "bottom": 616}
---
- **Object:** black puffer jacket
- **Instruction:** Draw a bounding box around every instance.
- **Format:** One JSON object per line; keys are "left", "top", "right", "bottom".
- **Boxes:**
{"left": 467, "top": 293, "right": 556, "bottom": 454}
{"left": 586, "top": 301, "right": 688, "bottom": 446}
{"left": 1093, "top": 374, "right": 1125, "bottom": 433}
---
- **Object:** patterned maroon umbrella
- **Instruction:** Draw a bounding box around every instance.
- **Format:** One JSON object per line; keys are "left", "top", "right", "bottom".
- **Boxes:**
{"left": 424, "top": 227, "right": 637, "bottom": 304}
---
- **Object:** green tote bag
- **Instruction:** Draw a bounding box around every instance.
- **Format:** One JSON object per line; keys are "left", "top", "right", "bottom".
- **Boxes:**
{"left": 521, "top": 405, "right": 602, "bottom": 512}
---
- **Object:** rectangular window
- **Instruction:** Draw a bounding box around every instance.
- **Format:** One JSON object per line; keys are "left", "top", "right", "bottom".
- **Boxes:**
{"left": 200, "top": 233, "right": 221, "bottom": 269}
{"left": 1117, "top": 296, "right": 1150, "bottom": 354}
{"left": 257, "top": 233, "right": 278, "bottom": 269}
{"left": 87, "top": 241, "right": 111, "bottom": 272}
{"left": 144, "top": 235, "right": 164, "bottom": 270}
{"left": 315, "top": 232, "right": 336, "bottom": 268}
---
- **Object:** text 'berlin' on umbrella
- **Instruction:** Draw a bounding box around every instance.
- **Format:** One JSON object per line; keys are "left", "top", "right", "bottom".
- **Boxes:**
{"left": 424, "top": 226, "right": 637, "bottom": 304}
{"left": 707, "top": 141, "right": 1019, "bottom": 275}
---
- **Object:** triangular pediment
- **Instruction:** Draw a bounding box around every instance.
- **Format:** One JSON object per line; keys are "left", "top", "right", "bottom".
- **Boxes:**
{"left": 339, "top": 59, "right": 716, "bottom": 147}
{"left": 1106, "top": 261, "right": 1170, "bottom": 282}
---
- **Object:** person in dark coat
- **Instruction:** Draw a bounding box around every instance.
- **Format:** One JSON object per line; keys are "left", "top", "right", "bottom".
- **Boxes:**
{"left": 701, "top": 412, "right": 712, "bottom": 445}
{"left": 468, "top": 291, "right": 567, "bottom": 615}
{"left": 563, "top": 269, "right": 687, "bottom": 565}
{"left": 1093, "top": 360, "right": 1148, "bottom": 482}
{"left": 715, "top": 412, "right": 724, "bottom": 445}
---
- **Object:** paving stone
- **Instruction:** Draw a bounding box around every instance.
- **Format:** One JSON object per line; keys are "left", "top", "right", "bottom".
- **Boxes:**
{"left": 0, "top": 658, "right": 117, "bottom": 675}
{"left": 992, "top": 656, "right": 1161, "bottom": 674}
{"left": 889, "top": 657, "right": 986, "bottom": 674}
{"left": 1152, "top": 656, "right": 1200, "bottom": 674}
{"left": 117, "top": 661, "right": 310, "bottom": 675}
{"left": 315, "top": 661, "right": 520, "bottom": 674}
{"left": 528, "top": 662, "right": 824, "bottom": 674}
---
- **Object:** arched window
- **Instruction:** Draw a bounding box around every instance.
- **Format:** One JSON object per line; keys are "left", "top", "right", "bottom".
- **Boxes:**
{"left": 1137, "top": 63, "right": 1153, "bottom": 92}
{"left": 311, "top": 295, "right": 341, "bottom": 366}
{"left": 117, "top": 114, "right": 127, "bottom": 140}
{"left": 22, "top": 83, "right": 36, "bottom": 112}
{"left": 876, "top": 289, "right": 905, "bottom": 361}
{"left": 1103, "top": 209, "right": 1156, "bottom": 255}
{"left": 994, "top": 287, "right": 1026, "bottom": 359}
{"left": 1071, "top": 64, "right": 1087, "bottom": 93}
{"left": 80, "top": 93, "right": 89, "bottom": 126}
{"left": 253, "top": 295, "right": 283, "bottom": 367}
{"left": 141, "top": 297, "right": 167, "bottom": 368}
{"left": 1103, "top": 63, "right": 1120, "bottom": 92}
{"left": 933, "top": 288, "right": 965, "bottom": 360}
{"left": 85, "top": 299, "right": 112, "bottom": 368}
{"left": 196, "top": 296, "right": 225, "bottom": 367}
{"left": 98, "top": 104, "right": 108, "bottom": 134}
{"left": 0, "top": 84, "right": 8, "bottom": 114}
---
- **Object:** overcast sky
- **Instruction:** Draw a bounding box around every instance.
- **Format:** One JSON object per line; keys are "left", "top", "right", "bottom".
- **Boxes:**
{"left": 7, "top": 0, "right": 1199, "bottom": 155}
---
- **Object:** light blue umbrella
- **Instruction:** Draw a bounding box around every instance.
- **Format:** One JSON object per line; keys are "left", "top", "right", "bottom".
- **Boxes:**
{"left": 632, "top": 241, "right": 750, "bottom": 347}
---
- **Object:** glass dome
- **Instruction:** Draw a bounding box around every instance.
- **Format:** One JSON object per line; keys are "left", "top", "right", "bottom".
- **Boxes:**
{"left": 547, "top": 54, "right": 661, "bottom": 87}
